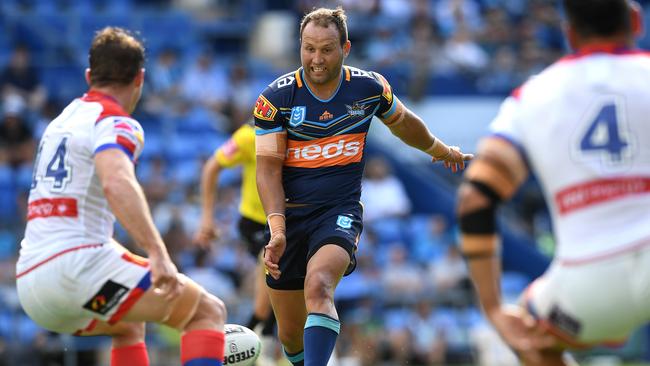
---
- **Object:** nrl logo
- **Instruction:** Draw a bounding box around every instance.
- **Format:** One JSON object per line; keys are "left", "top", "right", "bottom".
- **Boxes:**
{"left": 345, "top": 103, "right": 365, "bottom": 117}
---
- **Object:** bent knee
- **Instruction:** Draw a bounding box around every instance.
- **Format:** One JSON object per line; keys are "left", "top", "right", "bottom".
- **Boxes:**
{"left": 112, "top": 321, "right": 146, "bottom": 344}
{"left": 277, "top": 324, "right": 303, "bottom": 350}
{"left": 185, "top": 291, "right": 227, "bottom": 331}
{"left": 304, "top": 271, "right": 336, "bottom": 303}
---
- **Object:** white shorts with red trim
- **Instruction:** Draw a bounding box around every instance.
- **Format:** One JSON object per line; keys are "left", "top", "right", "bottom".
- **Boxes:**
{"left": 16, "top": 241, "right": 151, "bottom": 334}
{"left": 522, "top": 243, "right": 650, "bottom": 347}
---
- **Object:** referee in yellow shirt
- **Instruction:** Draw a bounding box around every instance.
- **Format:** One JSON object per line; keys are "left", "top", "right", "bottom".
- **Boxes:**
{"left": 194, "top": 122, "right": 276, "bottom": 343}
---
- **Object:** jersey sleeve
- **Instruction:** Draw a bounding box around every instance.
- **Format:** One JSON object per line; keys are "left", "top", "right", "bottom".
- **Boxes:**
{"left": 214, "top": 126, "right": 253, "bottom": 168}
{"left": 488, "top": 94, "right": 531, "bottom": 164}
{"left": 253, "top": 86, "right": 284, "bottom": 136}
{"left": 370, "top": 72, "right": 396, "bottom": 117}
{"left": 93, "top": 116, "right": 145, "bottom": 162}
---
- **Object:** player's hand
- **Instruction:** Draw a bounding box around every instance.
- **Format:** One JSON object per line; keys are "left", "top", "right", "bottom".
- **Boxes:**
{"left": 432, "top": 146, "right": 474, "bottom": 173}
{"left": 488, "top": 305, "right": 556, "bottom": 362}
{"left": 149, "top": 252, "right": 182, "bottom": 302}
{"left": 264, "top": 233, "right": 286, "bottom": 280}
{"left": 193, "top": 219, "right": 220, "bottom": 249}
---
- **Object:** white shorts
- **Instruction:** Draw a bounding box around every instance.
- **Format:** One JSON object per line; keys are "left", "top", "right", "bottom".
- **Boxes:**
{"left": 16, "top": 241, "right": 151, "bottom": 334}
{"left": 523, "top": 243, "right": 650, "bottom": 346}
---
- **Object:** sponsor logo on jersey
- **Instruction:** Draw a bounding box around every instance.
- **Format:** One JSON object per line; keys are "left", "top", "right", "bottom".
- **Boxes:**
{"left": 345, "top": 103, "right": 365, "bottom": 117}
{"left": 319, "top": 110, "right": 333, "bottom": 121}
{"left": 285, "top": 133, "right": 365, "bottom": 168}
{"left": 555, "top": 177, "right": 650, "bottom": 215}
{"left": 27, "top": 197, "right": 78, "bottom": 221}
{"left": 254, "top": 95, "right": 278, "bottom": 121}
{"left": 83, "top": 280, "right": 129, "bottom": 315}
{"left": 289, "top": 106, "right": 306, "bottom": 127}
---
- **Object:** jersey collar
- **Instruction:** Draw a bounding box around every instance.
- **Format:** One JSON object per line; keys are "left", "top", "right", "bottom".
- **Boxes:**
{"left": 83, "top": 89, "right": 120, "bottom": 104}
{"left": 300, "top": 68, "right": 344, "bottom": 103}
{"left": 562, "top": 43, "right": 643, "bottom": 61}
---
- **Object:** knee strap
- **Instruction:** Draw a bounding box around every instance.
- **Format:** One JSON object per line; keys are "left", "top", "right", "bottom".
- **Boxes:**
{"left": 163, "top": 274, "right": 203, "bottom": 330}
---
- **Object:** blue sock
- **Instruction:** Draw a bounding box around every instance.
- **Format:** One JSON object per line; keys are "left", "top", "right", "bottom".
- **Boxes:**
{"left": 284, "top": 348, "right": 304, "bottom": 366}
{"left": 304, "top": 313, "right": 340, "bottom": 366}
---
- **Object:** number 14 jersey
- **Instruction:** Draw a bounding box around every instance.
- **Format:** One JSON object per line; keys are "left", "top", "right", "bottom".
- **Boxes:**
{"left": 22, "top": 90, "right": 145, "bottom": 260}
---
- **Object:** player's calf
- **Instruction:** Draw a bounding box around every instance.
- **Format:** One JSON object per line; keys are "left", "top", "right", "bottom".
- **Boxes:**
{"left": 180, "top": 292, "right": 227, "bottom": 366}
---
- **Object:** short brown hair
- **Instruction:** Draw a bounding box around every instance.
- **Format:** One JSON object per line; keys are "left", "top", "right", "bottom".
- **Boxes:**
{"left": 88, "top": 27, "right": 145, "bottom": 87}
{"left": 300, "top": 7, "right": 348, "bottom": 46}
{"left": 563, "top": 0, "right": 631, "bottom": 38}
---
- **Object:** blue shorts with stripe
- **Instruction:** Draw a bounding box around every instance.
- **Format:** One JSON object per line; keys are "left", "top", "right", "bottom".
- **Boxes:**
{"left": 266, "top": 201, "right": 362, "bottom": 290}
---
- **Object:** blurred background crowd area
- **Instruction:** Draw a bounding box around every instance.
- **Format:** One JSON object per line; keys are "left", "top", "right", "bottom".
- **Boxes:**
{"left": 1, "top": 0, "right": 650, "bottom": 365}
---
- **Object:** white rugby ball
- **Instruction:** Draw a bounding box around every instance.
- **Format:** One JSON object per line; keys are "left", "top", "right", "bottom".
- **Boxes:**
{"left": 223, "top": 324, "right": 261, "bottom": 366}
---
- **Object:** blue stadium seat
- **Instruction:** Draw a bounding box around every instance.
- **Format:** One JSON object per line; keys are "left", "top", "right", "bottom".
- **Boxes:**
{"left": 140, "top": 11, "right": 195, "bottom": 55}
{"left": 0, "top": 166, "right": 16, "bottom": 222}
{"left": 41, "top": 66, "right": 86, "bottom": 102}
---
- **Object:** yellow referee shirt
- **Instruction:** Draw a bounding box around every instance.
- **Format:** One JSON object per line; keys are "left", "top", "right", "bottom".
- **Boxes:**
{"left": 214, "top": 124, "right": 266, "bottom": 225}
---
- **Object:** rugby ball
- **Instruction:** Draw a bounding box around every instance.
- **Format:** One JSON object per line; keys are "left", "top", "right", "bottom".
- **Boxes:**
{"left": 223, "top": 324, "right": 261, "bottom": 366}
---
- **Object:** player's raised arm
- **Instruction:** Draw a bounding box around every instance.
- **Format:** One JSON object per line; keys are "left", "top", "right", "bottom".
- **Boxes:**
{"left": 374, "top": 73, "right": 473, "bottom": 172}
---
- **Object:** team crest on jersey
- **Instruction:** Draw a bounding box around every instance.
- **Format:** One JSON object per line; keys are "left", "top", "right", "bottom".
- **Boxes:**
{"left": 254, "top": 95, "right": 278, "bottom": 121}
{"left": 319, "top": 110, "right": 333, "bottom": 121}
{"left": 345, "top": 103, "right": 365, "bottom": 117}
{"left": 336, "top": 215, "right": 353, "bottom": 229}
{"left": 83, "top": 280, "right": 129, "bottom": 315}
{"left": 289, "top": 106, "right": 306, "bottom": 127}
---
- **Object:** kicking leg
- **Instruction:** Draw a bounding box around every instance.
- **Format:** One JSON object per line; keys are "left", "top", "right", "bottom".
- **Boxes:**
{"left": 303, "top": 244, "right": 349, "bottom": 366}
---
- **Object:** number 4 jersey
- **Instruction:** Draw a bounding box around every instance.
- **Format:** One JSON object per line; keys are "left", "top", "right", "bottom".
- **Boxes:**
{"left": 489, "top": 46, "right": 650, "bottom": 263}
{"left": 22, "top": 90, "right": 144, "bottom": 260}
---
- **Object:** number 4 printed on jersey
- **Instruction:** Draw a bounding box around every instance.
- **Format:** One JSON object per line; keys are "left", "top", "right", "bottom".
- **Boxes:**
{"left": 31, "top": 137, "right": 72, "bottom": 192}
{"left": 577, "top": 99, "right": 632, "bottom": 165}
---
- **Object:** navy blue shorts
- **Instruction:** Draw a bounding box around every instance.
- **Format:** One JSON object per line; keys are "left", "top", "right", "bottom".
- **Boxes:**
{"left": 266, "top": 201, "right": 363, "bottom": 290}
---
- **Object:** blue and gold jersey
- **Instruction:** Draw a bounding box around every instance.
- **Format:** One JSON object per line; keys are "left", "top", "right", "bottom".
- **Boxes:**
{"left": 254, "top": 66, "right": 398, "bottom": 205}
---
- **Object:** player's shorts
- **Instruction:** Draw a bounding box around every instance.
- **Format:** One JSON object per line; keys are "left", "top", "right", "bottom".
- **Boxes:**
{"left": 16, "top": 241, "right": 151, "bottom": 334}
{"left": 266, "top": 201, "right": 362, "bottom": 290}
{"left": 238, "top": 216, "right": 267, "bottom": 258}
{"left": 522, "top": 241, "right": 650, "bottom": 347}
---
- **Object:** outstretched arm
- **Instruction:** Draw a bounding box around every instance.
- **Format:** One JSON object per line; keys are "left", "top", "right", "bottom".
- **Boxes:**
{"left": 380, "top": 98, "right": 473, "bottom": 172}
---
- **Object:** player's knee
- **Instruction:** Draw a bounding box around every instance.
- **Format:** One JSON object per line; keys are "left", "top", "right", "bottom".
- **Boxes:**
{"left": 113, "top": 321, "right": 146, "bottom": 344}
{"left": 276, "top": 322, "right": 303, "bottom": 350}
{"left": 186, "top": 292, "right": 227, "bottom": 330}
{"left": 304, "top": 270, "right": 336, "bottom": 304}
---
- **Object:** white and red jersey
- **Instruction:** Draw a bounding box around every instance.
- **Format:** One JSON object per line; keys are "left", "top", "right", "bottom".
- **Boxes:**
{"left": 20, "top": 90, "right": 145, "bottom": 265}
{"left": 490, "top": 45, "right": 650, "bottom": 263}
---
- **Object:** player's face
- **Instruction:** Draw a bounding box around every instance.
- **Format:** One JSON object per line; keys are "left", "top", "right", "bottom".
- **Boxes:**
{"left": 300, "top": 22, "right": 349, "bottom": 86}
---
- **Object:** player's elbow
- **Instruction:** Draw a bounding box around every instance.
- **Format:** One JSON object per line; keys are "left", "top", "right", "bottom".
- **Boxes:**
{"left": 101, "top": 174, "right": 133, "bottom": 201}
